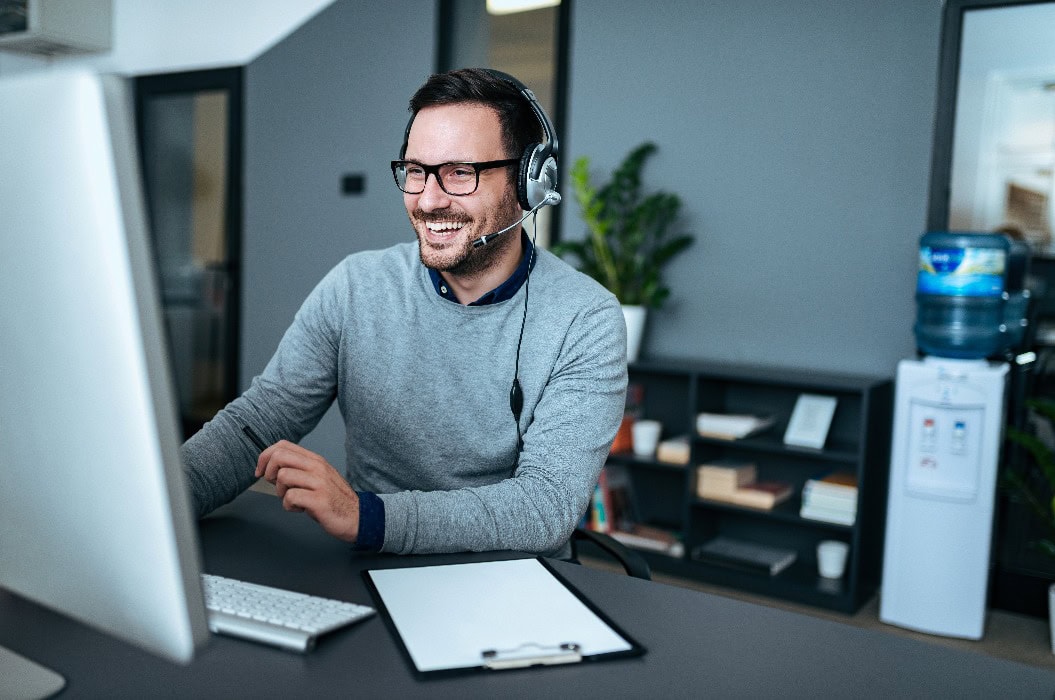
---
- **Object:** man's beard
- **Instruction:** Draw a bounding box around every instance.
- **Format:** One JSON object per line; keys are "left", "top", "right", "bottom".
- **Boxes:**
{"left": 413, "top": 193, "right": 520, "bottom": 277}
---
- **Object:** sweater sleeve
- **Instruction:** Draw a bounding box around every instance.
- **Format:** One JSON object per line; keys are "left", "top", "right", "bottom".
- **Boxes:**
{"left": 181, "top": 269, "right": 343, "bottom": 518}
{"left": 377, "top": 299, "right": 627, "bottom": 558}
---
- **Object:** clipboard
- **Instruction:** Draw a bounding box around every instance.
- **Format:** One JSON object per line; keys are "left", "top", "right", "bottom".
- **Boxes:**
{"left": 362, "top": 557, "right": 645, "bottom": 676}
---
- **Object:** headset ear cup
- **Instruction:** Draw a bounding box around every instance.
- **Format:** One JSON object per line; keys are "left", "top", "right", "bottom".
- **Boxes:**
{"left": 517, "top": 144, "right": 539, "bottom": 210}
{"left": 520, "top": 144, "right": 559, "bottom": 210}
{"left": 524, "top": 152, "right": 558, "bottom": 211}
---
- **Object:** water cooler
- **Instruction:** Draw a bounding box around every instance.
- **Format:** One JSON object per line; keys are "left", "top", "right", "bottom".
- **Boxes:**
{"left": 880, "top": 232, "right": 1030, "bottom": 639}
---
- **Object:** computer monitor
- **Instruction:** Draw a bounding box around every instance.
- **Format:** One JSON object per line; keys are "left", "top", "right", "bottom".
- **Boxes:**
{"left": 0, "top": 70, "right": 209, "bottom": 695}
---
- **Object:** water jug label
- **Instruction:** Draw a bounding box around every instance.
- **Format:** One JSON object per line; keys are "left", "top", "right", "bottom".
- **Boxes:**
{"left": 918, "top": 246, "right": 1005, "bottom": 297}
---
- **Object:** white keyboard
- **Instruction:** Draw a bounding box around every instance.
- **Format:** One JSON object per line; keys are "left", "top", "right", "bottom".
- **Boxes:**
{"left": 201, "top": 574, "right": 375, "bottom": 652}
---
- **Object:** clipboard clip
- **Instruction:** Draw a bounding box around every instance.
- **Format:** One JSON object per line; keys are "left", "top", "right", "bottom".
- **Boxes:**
{"left": 481, "top": 642, "right": 582, "bottom": 670}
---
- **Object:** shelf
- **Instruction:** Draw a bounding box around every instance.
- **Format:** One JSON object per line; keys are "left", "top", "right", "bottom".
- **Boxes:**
{"left": 607, "top": 452, "right": 690, "bottom": 472}
{"left": 601, "top": 359, "right": 892, "bottom": 613}
{"left": 694, "top": 434, "right": 859, "bottom": 464}
{"left": 588, "top": 536, "right": 855, "bottom": 611}
{"left": 691, "top": 497, "right": 855, "bottom": 532}
{"left": 685, "top": 556, "right": 854, "bottom": 610}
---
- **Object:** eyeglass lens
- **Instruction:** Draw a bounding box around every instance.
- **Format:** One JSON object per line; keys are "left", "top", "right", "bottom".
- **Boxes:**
{"left": 395, "top": 162, "right": 479, "bottom": 196}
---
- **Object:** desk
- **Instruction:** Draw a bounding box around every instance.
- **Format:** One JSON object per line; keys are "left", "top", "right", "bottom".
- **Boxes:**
{"left": 2, "top": 491, "right": 1053, "bottom": 698}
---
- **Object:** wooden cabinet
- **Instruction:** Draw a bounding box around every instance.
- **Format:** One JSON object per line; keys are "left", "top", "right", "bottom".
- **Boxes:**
{"left": 598, "top": 359, "right": 893, "bottom": 613}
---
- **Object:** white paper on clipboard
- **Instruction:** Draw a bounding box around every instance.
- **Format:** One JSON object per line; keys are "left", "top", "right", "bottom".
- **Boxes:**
{"left": 365, "top": 558, "right": 636, "bottom": 673}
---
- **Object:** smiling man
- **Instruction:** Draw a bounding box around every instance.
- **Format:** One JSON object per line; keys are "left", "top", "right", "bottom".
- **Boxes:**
{"left": 182, "top": 68, "right": 627, "bottom": 558}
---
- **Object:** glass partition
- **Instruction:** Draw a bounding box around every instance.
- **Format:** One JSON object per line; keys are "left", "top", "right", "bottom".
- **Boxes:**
{"left": 929, "top": 1, "right": 1055, "bottom": 253}
{"left": 135, "top": 68, "right": 244, "bottom": 437}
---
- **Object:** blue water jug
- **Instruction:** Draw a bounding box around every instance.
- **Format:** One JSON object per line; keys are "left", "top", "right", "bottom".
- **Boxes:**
{"left": 914, "top": 231, "right": 1010, "bottom": 359}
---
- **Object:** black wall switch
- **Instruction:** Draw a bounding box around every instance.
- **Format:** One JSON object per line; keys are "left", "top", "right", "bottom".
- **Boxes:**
{"left": 341, "top": 173, "right": 365, "bottom": 195}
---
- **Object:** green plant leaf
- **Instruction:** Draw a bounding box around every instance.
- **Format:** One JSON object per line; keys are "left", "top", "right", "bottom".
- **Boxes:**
{"left": 555, "top": 142, "right": 694, "bottom": 309}
{"left": 1009, "top": 425, "right": 1055, "bottom": 488}
{"left": 1028, "top": 398, "right": 1055, "bottom": 425}
{"left": 1004, "top": 410, "right": 1055, "bottom": 556}
{"left": 1002, "top": 464, "right": 1051, "bottom": 528}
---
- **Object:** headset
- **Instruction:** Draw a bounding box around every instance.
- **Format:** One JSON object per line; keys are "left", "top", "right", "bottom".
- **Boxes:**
{"left": 398, "top": 68, "right": 560, "bottom": 213}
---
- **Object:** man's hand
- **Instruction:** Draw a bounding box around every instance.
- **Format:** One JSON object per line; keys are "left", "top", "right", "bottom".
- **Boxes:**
{"left": 253, "top": 440, "right": 360, "bottom": 542}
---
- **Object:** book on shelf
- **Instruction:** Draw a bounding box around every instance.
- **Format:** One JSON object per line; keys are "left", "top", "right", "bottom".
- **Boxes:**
{"left": 609, "top": 524, "right": 685, "bottom": 558}
{"left": 695, "top": 460, "right": 757, "bottom": 499}
{"left": 799, "top": 503, "right": 856, "bottom": 526}
{"left": 805, "top": 470, "right": 858, "bottom": 495}
{"left": 589, "top": 470, "right": 615, "bottom": 533}
{"left": 607, "top": 483, "right": 634, "bottom": 531}
{"left": 800, "top": 470, "right": 857, "bottom": 525}
{"left": 728, "top": 480, "right": 794, "bottom": 509}
{"left": 655, "top": 435, "right": 691, "bottom": 465}
{"left": 691, "top": 536, "right": 797, "bottom": 576}
{"left": 589, "top": 464, "right": 640, "bottom": 534}
{"left": 695, "top": 461, "right": 793, "bottom": 510}
{"left": 700, "top": 481, "right": 795, "bottom": 510}
{"left": 696, "top": 412, "right": 775, "bottom": 441}
{"left": 800, "top": 489, "right": 857, "bottom": 511}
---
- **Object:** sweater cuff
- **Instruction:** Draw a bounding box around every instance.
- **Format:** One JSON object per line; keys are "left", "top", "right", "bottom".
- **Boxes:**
{"left": 353, "top": 491, "right": 385, "bottom": 551}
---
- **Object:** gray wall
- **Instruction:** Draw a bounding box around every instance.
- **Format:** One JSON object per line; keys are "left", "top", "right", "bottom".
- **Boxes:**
{"left": 243, "top": 0, "right": 436, "bottom": 460}
{"left": 563, "top": 0, "right": 942, "bottom": 376}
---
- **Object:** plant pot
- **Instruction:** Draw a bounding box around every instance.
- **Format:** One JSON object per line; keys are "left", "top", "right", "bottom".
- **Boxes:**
{"left": 622, "top": 305, "right": 647, "bottom": 363}
{"left": 1050, "top": 583, "right": 1055, "bottom": 653}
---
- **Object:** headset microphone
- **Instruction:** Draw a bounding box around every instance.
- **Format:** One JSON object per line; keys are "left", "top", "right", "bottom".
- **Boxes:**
{"left": 471, "top": 191, "right": 561, "bottom": 249}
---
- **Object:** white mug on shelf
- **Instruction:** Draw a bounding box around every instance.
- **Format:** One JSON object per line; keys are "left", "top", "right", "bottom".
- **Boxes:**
{"left": 817, "top": 540, "right": 849, "bottom": 579}
{"left": 631, "top": 419, "right": 662, "bottom": 458}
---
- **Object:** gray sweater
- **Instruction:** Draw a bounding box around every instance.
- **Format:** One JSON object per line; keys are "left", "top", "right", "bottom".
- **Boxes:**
{"left": 182, "top": 241, "right": 627, "bottom": 557}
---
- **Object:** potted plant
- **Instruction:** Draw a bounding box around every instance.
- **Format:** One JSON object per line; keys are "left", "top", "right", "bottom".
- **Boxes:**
{"left": 551, "top": 142, "right": 694, "bottom": 361}
{"left": 1005, "top": 398, "right": 1055, "bottom": 651}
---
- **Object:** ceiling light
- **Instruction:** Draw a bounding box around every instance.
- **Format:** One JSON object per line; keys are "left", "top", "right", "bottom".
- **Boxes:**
{"left": 486, "top": 0, "right": 560, "bottom": 15}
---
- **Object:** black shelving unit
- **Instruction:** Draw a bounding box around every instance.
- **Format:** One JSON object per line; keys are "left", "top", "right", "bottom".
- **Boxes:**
{"left": 602, "top": 359, "right": 893, "bottom": 613}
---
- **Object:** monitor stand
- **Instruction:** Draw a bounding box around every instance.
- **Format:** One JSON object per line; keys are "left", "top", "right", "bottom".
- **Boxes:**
{"left": 0, "top": 646, "right": 66, "bottom": 699}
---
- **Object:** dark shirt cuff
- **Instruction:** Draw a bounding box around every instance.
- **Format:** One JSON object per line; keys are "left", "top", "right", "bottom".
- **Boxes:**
{"left": 352, "top": 491, "right": 385, "bottom": 551}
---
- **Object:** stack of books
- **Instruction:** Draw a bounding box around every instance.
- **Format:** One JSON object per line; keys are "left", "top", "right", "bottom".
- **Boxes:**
{"left": 697, "top": 460, "right": 757, "bottom": 498}
{"left": 799, "top": 471, "right": 858, "bottom": 525}
{"left": 696, "top": 412, "right": 774, "bottom": 441}
{"left": 696, "top": 460, "right": 794, "bottom": 510}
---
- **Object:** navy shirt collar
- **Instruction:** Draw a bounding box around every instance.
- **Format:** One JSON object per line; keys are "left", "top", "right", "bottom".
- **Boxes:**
{"left": 427, "top": 231, "right": 535, "bottom": 306}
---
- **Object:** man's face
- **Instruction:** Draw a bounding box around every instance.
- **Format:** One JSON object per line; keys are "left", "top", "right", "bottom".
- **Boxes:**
{"left": 403, "top": 103, "right": 521, "bottom": 276}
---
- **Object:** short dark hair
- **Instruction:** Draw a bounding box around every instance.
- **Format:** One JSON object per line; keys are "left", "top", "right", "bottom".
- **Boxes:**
{"left": 407, "top": 68, "right": 542, "bottom": 161}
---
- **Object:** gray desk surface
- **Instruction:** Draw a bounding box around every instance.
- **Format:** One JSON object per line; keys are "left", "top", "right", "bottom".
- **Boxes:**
{"left": 2, "top": 491, "right": 1054, "bottom": 698}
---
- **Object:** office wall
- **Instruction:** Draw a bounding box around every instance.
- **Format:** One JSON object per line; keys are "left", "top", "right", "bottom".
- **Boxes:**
{"left": 563, "top": 0, "right": 942, "bottom": 376}
{"left": 242, "top": 1, "right": 436, "bottom": 460}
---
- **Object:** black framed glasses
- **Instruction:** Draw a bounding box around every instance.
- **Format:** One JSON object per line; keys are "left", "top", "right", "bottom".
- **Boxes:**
{"left": 391, "top": 159, "right": 519, "bottom": 196}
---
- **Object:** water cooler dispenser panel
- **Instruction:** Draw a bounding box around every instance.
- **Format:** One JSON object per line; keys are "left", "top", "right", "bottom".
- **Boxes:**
{"left": 905, "top": 400, "right": 984, "bottom": 501}
{"left": 880, "top": 359, "right": 1006, "bottom": 640}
